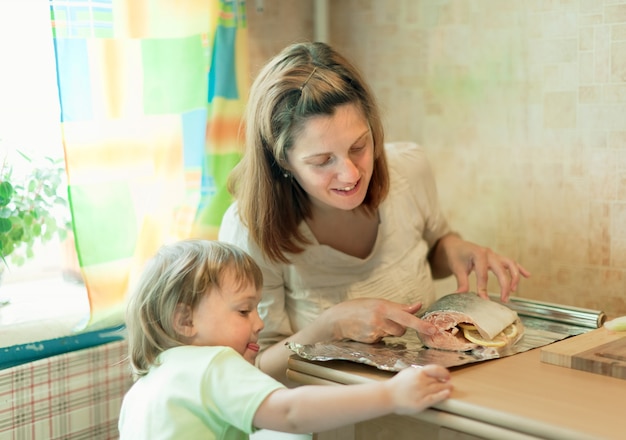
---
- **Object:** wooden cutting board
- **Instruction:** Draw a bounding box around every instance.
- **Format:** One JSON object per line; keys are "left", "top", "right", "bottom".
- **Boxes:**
{"left": 540, "top": 327, "right": 626, "bottom": 380}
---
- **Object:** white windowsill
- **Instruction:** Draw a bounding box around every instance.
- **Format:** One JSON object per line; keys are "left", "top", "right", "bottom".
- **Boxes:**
{"left": 0, "top": 276, "right": 89, "bottom": 348}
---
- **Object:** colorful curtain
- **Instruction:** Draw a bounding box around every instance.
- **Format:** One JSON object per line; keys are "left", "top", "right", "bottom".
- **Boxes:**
{"left": 49, "top": 0, "right": 249, "bottom": 328}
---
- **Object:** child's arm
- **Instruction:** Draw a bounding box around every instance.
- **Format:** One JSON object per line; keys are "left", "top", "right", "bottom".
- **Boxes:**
{"left": 253, "top": 364, "right": 452, "bottom": 434}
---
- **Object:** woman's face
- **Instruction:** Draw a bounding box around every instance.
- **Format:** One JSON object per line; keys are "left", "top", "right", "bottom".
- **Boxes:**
{"left": 287, "top": 103, "right": 374, "bottom": 213}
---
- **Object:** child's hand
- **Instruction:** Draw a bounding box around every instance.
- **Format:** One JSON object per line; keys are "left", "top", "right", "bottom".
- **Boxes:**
{"left": 386, "top": 364, "right": 453, "bottom": 414}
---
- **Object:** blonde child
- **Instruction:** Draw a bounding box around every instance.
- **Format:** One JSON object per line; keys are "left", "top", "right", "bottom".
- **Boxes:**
{"left": 119, "top": 239, "right": 452, "bottom": 439}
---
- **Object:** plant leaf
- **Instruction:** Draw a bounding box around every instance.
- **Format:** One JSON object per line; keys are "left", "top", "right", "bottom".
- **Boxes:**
{"left": 0, "top": 181, "right": 13, "bottom": 207}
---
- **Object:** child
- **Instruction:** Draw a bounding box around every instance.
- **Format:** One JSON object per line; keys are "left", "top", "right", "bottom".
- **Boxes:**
{"left": 118, "top": 239, "right": 453, "bottom": 439}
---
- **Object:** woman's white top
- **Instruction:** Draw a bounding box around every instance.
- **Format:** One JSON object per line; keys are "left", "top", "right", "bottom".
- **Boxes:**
{"left": 219, "top": 142, "right": 451, "bottom": 350}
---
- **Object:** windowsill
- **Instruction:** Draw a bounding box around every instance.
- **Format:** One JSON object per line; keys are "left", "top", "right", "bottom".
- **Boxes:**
{"left": 0, "top": 276, "right": 89, "bottom": 348}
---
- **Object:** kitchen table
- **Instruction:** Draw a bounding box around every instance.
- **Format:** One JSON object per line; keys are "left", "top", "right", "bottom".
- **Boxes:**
{"left": 286, "top": 337, "right": 624, "bottom": 440}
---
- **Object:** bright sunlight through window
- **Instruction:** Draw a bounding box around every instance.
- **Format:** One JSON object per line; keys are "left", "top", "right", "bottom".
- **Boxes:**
{"left": 0, "top": 0, "right": 73, "bottom": 284}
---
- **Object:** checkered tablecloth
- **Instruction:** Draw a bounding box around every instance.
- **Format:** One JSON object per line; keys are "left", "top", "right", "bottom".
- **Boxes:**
{"left": 0, "top": 339, "right": 132, "bottom": 440}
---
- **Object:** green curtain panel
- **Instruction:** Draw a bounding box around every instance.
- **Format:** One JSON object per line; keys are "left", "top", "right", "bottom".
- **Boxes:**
{"left": 50, "top": 0, "right": 249, "bottom": 327}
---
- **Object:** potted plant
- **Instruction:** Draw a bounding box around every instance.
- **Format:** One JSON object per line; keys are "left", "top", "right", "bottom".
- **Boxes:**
{"left": 0, "top": 151, "right": 71, "bottom": 271}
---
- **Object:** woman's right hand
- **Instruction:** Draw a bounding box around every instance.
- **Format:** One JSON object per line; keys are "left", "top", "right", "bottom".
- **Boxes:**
{"left": 261, "top": 298, "right": 439, "bottom": 386}
{"left": 318, "top": 298, "right": 439, "bottom": 343}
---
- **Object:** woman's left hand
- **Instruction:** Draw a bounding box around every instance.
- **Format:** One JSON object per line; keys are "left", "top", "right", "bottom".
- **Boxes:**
{"left": 431, "top": 233, "right": 531, "bottom": 302}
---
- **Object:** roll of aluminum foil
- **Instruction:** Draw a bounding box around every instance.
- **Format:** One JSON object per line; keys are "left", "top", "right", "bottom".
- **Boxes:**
{"left": 491, "top": 295, "right": 607, "bottom": 329}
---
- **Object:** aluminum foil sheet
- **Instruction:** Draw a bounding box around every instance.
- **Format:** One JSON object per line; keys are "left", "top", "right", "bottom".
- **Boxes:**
{"left": 287, "top": 297, "right": 606, "bottom": 372}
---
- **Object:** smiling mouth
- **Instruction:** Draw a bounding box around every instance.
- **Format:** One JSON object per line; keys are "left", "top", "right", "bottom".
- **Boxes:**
{"left": 336, "top": 180, "right": 359, "bottom": 192}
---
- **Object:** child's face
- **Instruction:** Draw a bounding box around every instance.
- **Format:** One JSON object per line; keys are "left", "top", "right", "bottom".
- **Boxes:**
{"left": 188, "top": 270, "right": 264, "bottom": 364}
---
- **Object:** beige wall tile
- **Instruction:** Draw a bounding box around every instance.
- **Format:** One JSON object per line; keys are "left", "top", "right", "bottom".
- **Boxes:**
{"left": 604, "top": 84, "right": 626, "bottom": 102}
{"left": 614, "top": 23, "right": 626, "bottom": 40}
{"left": 544, "top": 92, "right": 577, "bottom": 129}
{"left": 579, "top": 26, "right": 595, "bottom": 51}
{"left": 612, "top": 41, "right": 626, "bottom": 82}
{"left": 580, "top": 0, "right": 603, "bottom": 15}
{"left": 594, "top": 26, "right": 612, "bottom": 82}
{"left": 605, "top": 4, "right": 626, "bottom": 24}
{"left": 580, "top": 85, "right": 603, "bottom": 103}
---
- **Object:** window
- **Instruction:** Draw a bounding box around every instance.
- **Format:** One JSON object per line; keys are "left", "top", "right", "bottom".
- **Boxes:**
{"left": 1, "top": 1, "right": 64, "bottom": 282}
{"left": 0, "top": 1, "right": 86, "bottom": 333}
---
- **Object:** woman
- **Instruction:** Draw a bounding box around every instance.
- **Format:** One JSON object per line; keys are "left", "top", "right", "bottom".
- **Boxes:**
{"left": 219, "top": 41, "right": 529, "bottom": 384}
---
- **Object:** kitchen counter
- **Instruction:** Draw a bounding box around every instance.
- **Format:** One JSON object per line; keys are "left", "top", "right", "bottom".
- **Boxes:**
{"left": 287, "top": 336, "right": 625, "bottom": 440}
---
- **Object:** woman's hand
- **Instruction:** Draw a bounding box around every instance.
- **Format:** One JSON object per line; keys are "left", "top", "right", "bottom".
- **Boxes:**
{"left": 261, "top": 299, "right": 439, "bottom": 386}
{"left": 318, "top": 298, "right": 439, "bottom": 343}
{"left": 264, "top": 234, "right": 528, "bottom": 385}
{"left": 430, "top": 233, "right": 531, "bottom": 301}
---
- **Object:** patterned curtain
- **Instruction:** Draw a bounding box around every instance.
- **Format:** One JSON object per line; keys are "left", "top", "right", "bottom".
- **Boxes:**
{"left": 49, "top": 0, "right": 248, "bottom": 328}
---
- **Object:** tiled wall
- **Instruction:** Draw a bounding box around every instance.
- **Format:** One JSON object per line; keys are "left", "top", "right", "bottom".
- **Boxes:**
{"left": 247, "top": 0, "right": 626, "bottom": 318}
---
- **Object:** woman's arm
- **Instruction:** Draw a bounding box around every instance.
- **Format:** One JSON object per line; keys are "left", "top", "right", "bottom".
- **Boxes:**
{"left": 257, "top": 298, "right": 439, "bottom": 386}
{"left": 427, "top": 232, "right": 461, "bottom": 279}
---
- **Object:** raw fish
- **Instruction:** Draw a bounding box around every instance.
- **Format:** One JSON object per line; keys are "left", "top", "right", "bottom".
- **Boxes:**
{"left": 417, "top": 293, "right": 523, "bottom": 351}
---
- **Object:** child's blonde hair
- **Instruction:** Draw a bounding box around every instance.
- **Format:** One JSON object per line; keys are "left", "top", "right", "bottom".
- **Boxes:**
{"left": 125, "top": 239, "right": 263, "bottom": 378}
